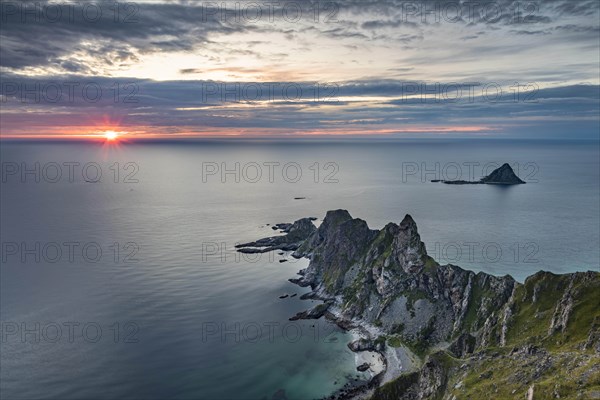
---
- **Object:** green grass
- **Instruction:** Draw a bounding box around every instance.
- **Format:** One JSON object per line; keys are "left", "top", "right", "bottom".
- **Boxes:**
{"left": 405, "top": 289, "right": 428, "bottom": 315}
{"left": 372, "top": 272, "right": 600, "bottom": 399}
{"left": 449, "top": 350, "right": 600, "bottom": 400}
{"left": 371, "top": 371, "right": 420, "bottom": 400}
{"left": 503, "top": 272, "right": 600, "bottom": 351}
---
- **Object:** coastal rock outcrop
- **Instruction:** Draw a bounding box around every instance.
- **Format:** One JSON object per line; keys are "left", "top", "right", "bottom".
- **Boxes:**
{"left": 236, "top": 217, "right": 316, "bottom": 253}
{"left": 285, "top": 210, "right": 517, "bottom": 351}
{"left": 239, "top": 211, "right": 599, "bottom": 399}
{"left": 288, "top": 302, "right": 331, "bottom": 321}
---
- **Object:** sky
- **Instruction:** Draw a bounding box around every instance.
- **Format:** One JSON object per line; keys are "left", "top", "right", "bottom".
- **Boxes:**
{"left": 0, "top": 0, "right": 599, "bottom": 139}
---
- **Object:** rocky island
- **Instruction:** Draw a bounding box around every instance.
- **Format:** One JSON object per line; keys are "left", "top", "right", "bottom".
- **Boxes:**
{"left": 238, "top": 210, "right": 599, "bottom": 399}
{"left": 432, "top": 163, "right": 526, "bottom": 185}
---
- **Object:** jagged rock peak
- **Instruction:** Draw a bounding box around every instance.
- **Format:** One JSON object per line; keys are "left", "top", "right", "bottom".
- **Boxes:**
{"left": 322, "top": 209, "right": 353, "bottom": 226}
{"left": 394, "top": 214, "right": 429, "bottom": 272}
{"left": 400, "top": 214, "right": 417, "bottom": 228}
{"left": 481, "top": 163, "right": 526, "bottom": 184}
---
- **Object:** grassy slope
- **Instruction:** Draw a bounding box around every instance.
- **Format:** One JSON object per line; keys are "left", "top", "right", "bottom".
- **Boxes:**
{"left": 371, "top": 271, "right": 600, "bottom": 399}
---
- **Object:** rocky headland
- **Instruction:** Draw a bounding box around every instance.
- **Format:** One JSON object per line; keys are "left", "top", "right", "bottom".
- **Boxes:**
{"left": 238, "top": 210, "right": 599, "bottom": 399}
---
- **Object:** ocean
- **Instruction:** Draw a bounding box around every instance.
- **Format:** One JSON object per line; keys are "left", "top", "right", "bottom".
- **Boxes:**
{"left": 1, "top": 139, "right": 598, "bottom": 399}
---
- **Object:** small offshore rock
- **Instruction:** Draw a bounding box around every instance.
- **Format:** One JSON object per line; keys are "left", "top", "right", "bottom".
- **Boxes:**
{"left": 289, "top": 303, "right": 330, "bottom": 321}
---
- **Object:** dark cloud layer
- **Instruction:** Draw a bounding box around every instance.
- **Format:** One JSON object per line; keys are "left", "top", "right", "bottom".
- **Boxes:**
{"left": 1, "top": 0, "right": 598, "bottom": 72}
{"left": 0, "top": 0, "right": 598, "bottom": 138}
{"left": 1, "top": 73, "right": 598, "bottom": 138}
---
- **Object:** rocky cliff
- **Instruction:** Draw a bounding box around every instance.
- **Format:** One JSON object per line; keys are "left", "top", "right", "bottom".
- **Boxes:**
{"left": 238, "top": 210, "right": 600, "bottom": 399}
{"left": 290, "top": 209, "right": 519, "bottom": 354}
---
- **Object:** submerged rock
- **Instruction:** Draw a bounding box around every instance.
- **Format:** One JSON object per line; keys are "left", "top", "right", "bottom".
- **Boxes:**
{"left": 271, "top": 389, "right": 287, "bottom": 400}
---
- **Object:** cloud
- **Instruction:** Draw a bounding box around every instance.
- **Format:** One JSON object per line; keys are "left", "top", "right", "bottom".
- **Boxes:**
{"left": 0, "top": 72, "right": 597, "bottom": 138}
{"left": 0, "top": 1, "right": 240, "bottom": 72}
{"left": 1, "top": 0, "right": 598, "bottom": 77}
{"left": 0, "top": 1, "right": 598, "bottom": 138}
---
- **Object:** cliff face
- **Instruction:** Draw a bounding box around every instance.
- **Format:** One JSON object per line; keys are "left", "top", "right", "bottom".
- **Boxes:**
{"left": 372, "top": 270, "right": 600, "bottom": 400}
{"left": 290, "top": 211, "right": 599, "bottom": 399}
{"left": 293, "top": 209, "right": 518, "bottom": 352}
{"left": 238, "top": 210, "right": 600, "bottom": 399}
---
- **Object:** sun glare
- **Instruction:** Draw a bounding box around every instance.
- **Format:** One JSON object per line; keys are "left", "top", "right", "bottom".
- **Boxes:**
{"left": 104, "top": 130, "right": 119, "bottom": 141}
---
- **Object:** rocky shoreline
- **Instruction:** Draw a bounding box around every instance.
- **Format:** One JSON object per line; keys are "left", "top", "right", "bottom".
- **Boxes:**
{"left": 238, "top": 216, "right": 420, "bottom": 399}
{"left": 283, "top": 285, "right": 392, "bottom": 399}
{"left": 238, "top": 211, "right": 599, "bottom": 399}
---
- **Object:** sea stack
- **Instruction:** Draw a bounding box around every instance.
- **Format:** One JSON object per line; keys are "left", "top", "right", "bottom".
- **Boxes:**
{"left": 480, "top": 163, "right": 526, "bottom": 184}
{"left": 433, "top": 163, "right": 526, "bottom": 185}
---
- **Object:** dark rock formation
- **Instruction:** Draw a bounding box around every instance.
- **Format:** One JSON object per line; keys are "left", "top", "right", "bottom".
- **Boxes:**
{"left": 448, "top": 332, "right": 476, "bottom": 358}
{"left": 240, "top": 210, "right": 599, "bottom": 399}
{"left": 357, "top": 363, "right": 370, "bottom": 372}
{"left": 289, "top": 302, "right": 331, "bottom": 321}
{"left": 371, "top": 352, "right": 449, "bottom": 400}
{"left": 286, "top": 210, "right": 518, "bottom": 350}
{"left": 433, "top": 163, "right": 526, "bottom": 185}
{"left": 348, "top": 338, "right": 385, "bottom": 353}
{"left": 236, "top": 217, "right": 317, "bottom": 253}
{"left": 480, "top": 163, "right": 526, "bottom": 184}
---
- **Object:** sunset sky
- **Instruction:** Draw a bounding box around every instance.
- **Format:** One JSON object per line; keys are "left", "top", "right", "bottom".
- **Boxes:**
{"left": 1, "top": 0, "right": 599, "bottom": 139}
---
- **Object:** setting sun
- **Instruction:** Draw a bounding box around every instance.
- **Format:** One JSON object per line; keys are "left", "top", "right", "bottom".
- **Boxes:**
{"left": 104, "top": 131, "right": 118, "bottom": 141}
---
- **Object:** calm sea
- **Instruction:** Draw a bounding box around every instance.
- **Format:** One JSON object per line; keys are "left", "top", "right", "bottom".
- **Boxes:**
{"left": 1, "top": 139, "right": 599, "bottom": 399}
